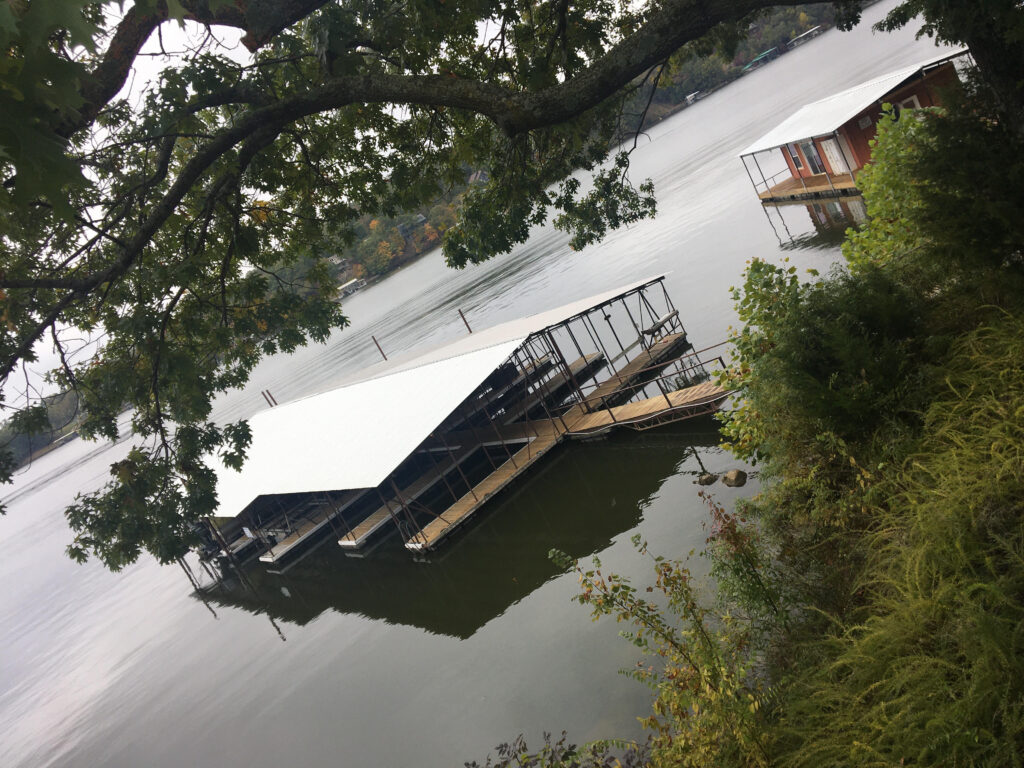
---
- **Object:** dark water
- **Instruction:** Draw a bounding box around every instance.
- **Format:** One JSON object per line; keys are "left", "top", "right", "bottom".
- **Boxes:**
{"left": 1, "top": 5, "right": 952, "bottom": 766}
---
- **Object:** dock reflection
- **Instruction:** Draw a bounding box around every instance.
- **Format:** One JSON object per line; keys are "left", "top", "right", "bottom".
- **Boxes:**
{"left": 762, "top": 197, "right": 866, "bottom": 251}
{"left": 197, "top": 421, "right": 722, "bottom": 638}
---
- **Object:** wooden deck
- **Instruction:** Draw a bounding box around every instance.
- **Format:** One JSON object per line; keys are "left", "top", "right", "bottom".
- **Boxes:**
{"left": 403, "top": 378, "right": 729, "bottom": 552}
{"left": 759, "top": 172, "right": 858, "bottom": 203}
{"left": 502, "top": 352, "right": 605, "bottom": 423}
{"left": 566, "top": 380, "right": 727, "bottom": 434}
{"left": 260, "top": 495, "right": 359, "bottom": 563}
{"left": 339, "top": 440, "right": 479, "bottom": 549}
{"left": 405, "top": 431, "right": 562, "bottom": 551}
{"left": 582, "top": 332, "right": 689, "bottom": 412}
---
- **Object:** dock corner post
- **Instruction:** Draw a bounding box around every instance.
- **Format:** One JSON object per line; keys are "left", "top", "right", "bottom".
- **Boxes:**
{"left": 389, "top": 478, "right": 427, "bottom": 548}
{"left": 545, "top": 329, "right": 587, "bottom": 411}
{"left": 751, "top": 151, "right": 775, "bottom": 198}
{"left": 741, "top": 154, "right": 760, "bottom": 197}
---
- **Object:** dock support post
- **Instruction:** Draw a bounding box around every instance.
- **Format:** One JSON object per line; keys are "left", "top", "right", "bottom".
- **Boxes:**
{"left": 581, "top": 313, "right": 622, "bottom": 424}
{"left": 545, "top": 329, "right": 588, "bottom": 406}
{"left": 526, "top": 337, "right": 572, "bottom": 433}
{"left": 377, "top": 488, "right": 408, "bottom": 542}
{"left": 484, "top": 401, "right": 519, "bottom": 470}
{"left": 439, "top": 429, "right": 480, "bottom": 503}
{"left": 390, "top": 478, "right": 429, "bottom": 545}
{"left": 583, "top": 312, "right": 620, "bottom": 380}
{"left": 512, "top": 349, "right": 548, "bottom": 458}
{"left": 740, "top": 154, "right": 762, "bottom": 197}
{"left": 751, "top": 151, "right": 774, "bottom": 196}
{"left": 602, "top": 310, "right": 627, "bottom": 361}
{"left": 424, "top": 436, "right": 465, "bottom": 507}
{"left": 620, "top": 296, "right": 649, "bottom": 356}
{"left": 536, "top": 334, "right": 580, "bottom": 428}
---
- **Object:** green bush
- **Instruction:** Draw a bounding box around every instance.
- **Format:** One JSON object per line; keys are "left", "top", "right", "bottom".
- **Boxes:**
{"left": 776, "top": 315, "right": 1024, "bottom": 767}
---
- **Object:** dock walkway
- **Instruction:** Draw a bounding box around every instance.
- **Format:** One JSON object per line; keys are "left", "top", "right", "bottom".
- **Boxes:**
{"left": 583, "top": 332, "right": 689, "bottom": 412}
{"left": 406, "top": 430, "right": 561, "bottom": 551}
{"left": 404, "top": 378, "right": 729, "bottom": 551}
{"left": 338, "top": 440, "right": 479, "bottom": 549}
{"left": 260, "top": 495, "right": 358, "bottom": 564}
{"left": 759, "top": 172, "right": 858, "bottom": 203}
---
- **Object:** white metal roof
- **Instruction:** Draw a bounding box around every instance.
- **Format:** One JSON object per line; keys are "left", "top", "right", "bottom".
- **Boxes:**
{"left": 739, "top": 48, "right": 967, "bottom": 157}
{"left": 214, "top": 339, "right": 524, "bottom": 515}
{"left": 213, "top": 274, "right": 665, "bottom": 515}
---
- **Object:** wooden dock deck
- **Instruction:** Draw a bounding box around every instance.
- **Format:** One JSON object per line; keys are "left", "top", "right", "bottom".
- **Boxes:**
{"left": 405, "top": 431, "right": 561, "bottom": 551}
{"left": 582, "top": 332, "right": 689, "bottom": 412}
{"left": 260, "top": 495, "right": 359, "bottom": 564}
{"left": 339, "top": 440, "right": 480, "bottom": 549}
{"left": 404, "top": 378, "right": 729, "bottom": 552}
{"left": 758, "top": 172, "right": 857, "bottom": 203}
{"left": 566, "top": 380, "right": 727, "bottom": 435}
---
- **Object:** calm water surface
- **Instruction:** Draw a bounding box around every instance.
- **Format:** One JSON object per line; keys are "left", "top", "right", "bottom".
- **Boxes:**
{"left": 1, "top": 5, "right": 952, "bottom": 765}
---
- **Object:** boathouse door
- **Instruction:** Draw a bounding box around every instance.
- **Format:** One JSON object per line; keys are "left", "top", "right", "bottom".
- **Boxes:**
{"left": 820, "top": 138, "right": 849, "bottom": 174}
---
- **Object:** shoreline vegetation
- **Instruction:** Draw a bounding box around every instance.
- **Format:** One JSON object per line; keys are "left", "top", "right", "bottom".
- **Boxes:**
{"left": 470, "top": 70, "right": 1024, "bottom": 767}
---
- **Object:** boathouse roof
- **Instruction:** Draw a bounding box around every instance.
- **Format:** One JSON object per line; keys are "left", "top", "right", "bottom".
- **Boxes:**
{"left": 213, "top": 275, "right": 665, "bottom": 517}
{"left": 738, "top": 48, "right": 967, "bottom": 157}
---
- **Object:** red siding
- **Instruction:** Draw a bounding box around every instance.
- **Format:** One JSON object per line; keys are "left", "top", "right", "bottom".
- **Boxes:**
{"left": 838, "top": 62, "right": 961, "bottom": 171}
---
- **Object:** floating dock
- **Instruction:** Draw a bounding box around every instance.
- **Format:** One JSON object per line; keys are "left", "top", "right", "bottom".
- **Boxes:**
{"left": 203, "top": 275, "right": 731, "bottom": 565}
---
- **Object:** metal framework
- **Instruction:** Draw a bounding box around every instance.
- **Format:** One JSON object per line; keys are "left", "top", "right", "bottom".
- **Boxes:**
{"left": 199, "top": 277, "right": 731, "bottom": 570}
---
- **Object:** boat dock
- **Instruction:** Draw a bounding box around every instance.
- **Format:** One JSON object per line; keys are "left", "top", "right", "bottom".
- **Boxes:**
{"left": 205, "top": 275, "right": 732, "bottom": 566}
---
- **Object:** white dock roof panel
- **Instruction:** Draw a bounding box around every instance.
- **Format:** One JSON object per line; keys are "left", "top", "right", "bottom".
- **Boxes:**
{"left": 215, "top": 339, "right": 523, "bottom": 515}
{"left": 739, "top": 49, "right": 966, "bottom": 157}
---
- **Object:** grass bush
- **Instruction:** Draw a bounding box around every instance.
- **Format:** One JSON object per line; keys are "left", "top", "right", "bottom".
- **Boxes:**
{"left": 776, "top": 315, "right": 1024, "bottom": 766}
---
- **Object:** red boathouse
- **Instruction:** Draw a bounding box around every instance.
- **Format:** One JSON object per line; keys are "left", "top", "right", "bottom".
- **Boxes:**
{"left": 739, "top": 49, "right": 967, "bottom": 204}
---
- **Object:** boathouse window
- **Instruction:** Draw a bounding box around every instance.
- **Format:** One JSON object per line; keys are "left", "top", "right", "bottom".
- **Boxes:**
{"left": 899, "top": 94, "right": 922, "bottom": 111}
{"left": 785, "top": 143, "right": 802, "bottom": 169}
{"left": 798, "top": 140, "right": 826, "bottom": 175}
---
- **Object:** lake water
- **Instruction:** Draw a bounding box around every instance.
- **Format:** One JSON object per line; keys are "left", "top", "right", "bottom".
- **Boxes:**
{"left": 1, "top": 5, "right": 952, "bottom": 766}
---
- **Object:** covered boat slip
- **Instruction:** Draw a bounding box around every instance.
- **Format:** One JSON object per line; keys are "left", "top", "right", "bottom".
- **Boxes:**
{"left": 205, "top": 275, "right": 731, "bottom": 565}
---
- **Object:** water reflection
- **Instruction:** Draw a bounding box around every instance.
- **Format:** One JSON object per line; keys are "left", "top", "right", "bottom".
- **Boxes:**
{"left": 198, "top": 421, "right": 723, "bottom": 639}
{"left": 761, "top": 197, "right": 867, "bottom": 251}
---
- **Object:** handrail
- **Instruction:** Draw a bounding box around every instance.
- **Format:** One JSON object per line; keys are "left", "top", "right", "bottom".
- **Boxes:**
{"left": 754, "top": 168, "right": 792, "bottom": 192}
{"left": 555, "top": 354, "right": 729, "bottom": 415}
